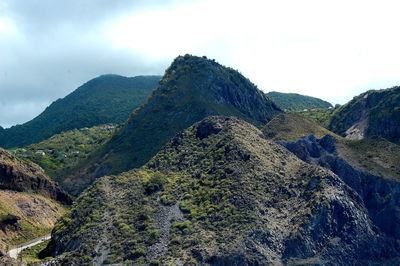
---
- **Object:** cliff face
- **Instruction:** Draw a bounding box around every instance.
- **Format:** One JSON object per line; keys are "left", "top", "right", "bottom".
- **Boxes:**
{"left": 0, "top": 148, "right": 71, "bottom": 205}
{"left": 61, "top": 55, "right": 281, "bottom": 196}
{"left": 279, "top": 135, "right": 400, "bottom": 241}
{"left": 328, "top": 86, "right": 400, "bottom": 143}
{"left": 49, "top": 116, "right": 398, "bottom": 265}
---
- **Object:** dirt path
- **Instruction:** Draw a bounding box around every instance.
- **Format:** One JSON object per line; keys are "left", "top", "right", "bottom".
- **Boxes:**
{"left": 7, "top": 234, "right": 51, "bottom": 259}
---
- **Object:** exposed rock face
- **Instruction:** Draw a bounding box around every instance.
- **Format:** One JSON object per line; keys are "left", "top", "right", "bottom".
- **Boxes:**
{"left": 0, "top": 148, "right": 71, "bottom": 205}
{"left": 49, "top": 116, "right": 398, "bottom": 265}
{"left": 61, "top": 55, "right": 281, "bottom": 196}
{"left": 328, "top": 86, "right": 400, "bottom": 143}
{"left": 279, "top": 135, "right": 400, "bottom": 240}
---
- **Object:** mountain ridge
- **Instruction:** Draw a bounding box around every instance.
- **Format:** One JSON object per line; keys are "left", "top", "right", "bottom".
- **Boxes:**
{"left": 266, "top": 91, "right": 333, "bottom": 111}
{"left": 0, "top": 75, "right": 161, "bottom": 148}
{"left": 60, "top": 55, "right": 282, "bottom": 195}
{"left": 48, "top": 116, "right": 399, "bottom": 265}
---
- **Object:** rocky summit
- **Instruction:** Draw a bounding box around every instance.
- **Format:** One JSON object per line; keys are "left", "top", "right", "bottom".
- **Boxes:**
{"left": 61, "top": 55, "right": 282, "bottom": 196}
{"left": 47, "top": 116, "right": 398, "bottom": 265}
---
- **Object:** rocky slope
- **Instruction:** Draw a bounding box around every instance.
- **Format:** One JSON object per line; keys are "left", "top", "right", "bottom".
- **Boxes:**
{"left": 266, "top": 91, "right": 332, "bottom": 111}
{"left": 0, "top": 148, "right": 71, "bottom": 205}
{"left": 328, "top": 86, "right": 400, "bottom": 143}
{"left": 0, "top": 148, "right": 70, "bottom": 263}
{"left": 278, "top": 135, "right": 400, "bottom": 242}
{"left": 0, "top": 75, "right": 160, "bottom": 148}
{"left": 47, "top": 116, "right": 398, "bottom": 265}
{"left": 61, "top": 55, "right": 282, "bottom": 195}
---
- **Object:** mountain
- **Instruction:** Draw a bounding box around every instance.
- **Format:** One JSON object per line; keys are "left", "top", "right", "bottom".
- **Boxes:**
{"left": 61, "top": 55, "right": 282, "bottom": 195}
{"left": 263, "top": 113, "right": 400, "bottom": 252}
{"left": 266, "top": 91, "right": 332, "bottom": 111}
{"left": 0, "top": 75, "right": 161, "bottom": 148}
{"left": 328, "top": 86, "right": 400, "bottom": 143}
{"left": 263, "top": 113, "right": 339, "bottom": 141}
{"left": 0, "top": 148, "right": 70, "bottom": 258}
{"left": 46, "top": 116, "right": 399, "bottom": 265}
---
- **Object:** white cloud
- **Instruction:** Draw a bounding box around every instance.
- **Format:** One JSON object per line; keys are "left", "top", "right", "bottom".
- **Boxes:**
{"left": 1, "top": 0, "right": 400, "bottom": 127}
{"left": 107, "top": 0, "right": 400, "bottom": 104}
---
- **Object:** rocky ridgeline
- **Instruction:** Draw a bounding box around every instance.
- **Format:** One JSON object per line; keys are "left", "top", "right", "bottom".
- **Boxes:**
{"left": 61, "top": 55, "right": 282, "bottom": 196}
{"left": 48, "top": 116, "right": 398, "bottom": 265}
{"left": 279, "top": 135, "right": 400, "bottom": 241}
{"left": 0, "top": 148, "right": 71, "bottom": 205}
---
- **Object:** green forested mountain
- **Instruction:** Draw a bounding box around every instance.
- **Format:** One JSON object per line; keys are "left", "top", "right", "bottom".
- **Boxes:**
{"left": 266, "top": 91, "right": 332, "bottom": 111}
{"left": 0, "top": 75, "right": 161, "bottom": 148}
{"left": 48, "top": 116, "right": 398, "bottom": 265}
{"left": 328, "top": 86, "right": 400, "bottom": 143}
{"left": 61, "top": 55, "right": 282, "bottom": 195}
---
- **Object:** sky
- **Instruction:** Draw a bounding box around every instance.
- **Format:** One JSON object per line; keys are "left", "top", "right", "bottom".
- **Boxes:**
{"left": 1, "top": 0, "right": 400, "bottom": 128}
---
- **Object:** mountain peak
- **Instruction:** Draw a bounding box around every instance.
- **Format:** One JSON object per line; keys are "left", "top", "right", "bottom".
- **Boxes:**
{"left": 61, "top": 57, "right": 281, "bottom": 195}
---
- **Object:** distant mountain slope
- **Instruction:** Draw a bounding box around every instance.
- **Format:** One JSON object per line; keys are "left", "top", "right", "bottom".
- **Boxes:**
{"left": 266, "top": 91, "right": 332, "bottom": 111}
{"left": 61, "top": 55, "right": 282, "bottom": 195}
{"left": 49, "top": 116, "right": 398, "bottom": 265}
{"left": 0, "top": 75, "right": 161, "bottom": 148}
{"left": 0, "top": 148, "right": 70, "bottom": 257}
{"left": 263, "top": 113, "right": 339, "bottom": 141}
{"left": 18, "top": 124, "right": 117, "bottom": 180}
{"left": 328, "top": 86, "right": 400, "bottom": 143}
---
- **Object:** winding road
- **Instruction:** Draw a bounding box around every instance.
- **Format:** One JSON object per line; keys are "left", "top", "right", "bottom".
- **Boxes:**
{"left": 8, "top": 234, "right": 51, "bottom": 259}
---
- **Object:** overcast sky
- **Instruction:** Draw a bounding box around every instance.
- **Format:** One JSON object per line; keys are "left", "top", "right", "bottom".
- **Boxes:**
{"left": 1, "top": 0, "right": 400, "bottom": 128}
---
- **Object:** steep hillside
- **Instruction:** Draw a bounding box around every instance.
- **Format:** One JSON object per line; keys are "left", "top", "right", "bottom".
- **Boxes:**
{"left": 17, "top": 124, "right": 117, "bottom": 180}
{"left": 266, "top": 91, "right": 332, "bottom": 111}
{"left": 61, "top": 55, "right": 282, "bottom": 195}
{"left": 263, "top": 113, "right": 339, "bottom": 141}
{"left": 0, "top": 148, "right": 71, "bottom": 204}
{"left": 47, "top": 116, "right": 398, "bottom": 265}
{"left": 0, "top": 75, "right": 161, "bottom": 148}
{"left": 0, "top": 191, "right": 67, "bottom": 254}
{"left": 0, "top": 148, "right": 70, "bottom": 260}
{"left": 328, "top": 86, "right": 400, "bottom": 143}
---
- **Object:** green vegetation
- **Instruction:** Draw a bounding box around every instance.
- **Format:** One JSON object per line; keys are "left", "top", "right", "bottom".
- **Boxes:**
{"left": 0, "top": 75, "right": 161, "bottom": 148}
{"left": 338, "top": 137, "right": 400, "bottom": 181}
{"left": 61, "top": 55, "right": 282, "bottom": 195}
{"left": 50, "top": 116, "right": 342, "bottom": 265}
{"left": 263, "top": 113, "right": 339, "bottom": 141}
{"left": 13, "top": 124, "right": 117, "bottom": 180}
{"left": 328, "top": 86, "right": 400, "bottom": 144}
{"left": 18, "top": 240, "right": 50, "bottom": 264}
{"left": 292, "top": 108, "right": 337, "bottom": 128}
{"left": 266, "top": 91, "right": 332, "bottom": 111}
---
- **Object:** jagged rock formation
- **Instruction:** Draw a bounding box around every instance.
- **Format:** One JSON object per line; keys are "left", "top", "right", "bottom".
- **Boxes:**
{"left": 328, "top": 86, "right": 400, "bottom": 143}
{"left": 61, "top": 55, "right": 282, "bottom": 195}
{"left": 48, "top": 116, "right": 398, "bottom": 265}
{"left": 0, "top": 148, "right": 71, "bottom": 204}
{"left": 279, "top": 135, "right": 400, "bottom": 243}
{"left": 0, "top": 75, "right": 160, "bottom": 148}
{"left": 266, "top": 91, "right": 332, "bottom": 111}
